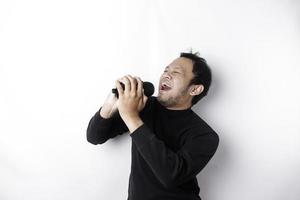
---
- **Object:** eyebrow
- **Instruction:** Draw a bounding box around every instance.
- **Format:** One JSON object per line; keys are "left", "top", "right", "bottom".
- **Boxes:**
{"left": 165, "top": 65, "right": 183, "bottom": 71}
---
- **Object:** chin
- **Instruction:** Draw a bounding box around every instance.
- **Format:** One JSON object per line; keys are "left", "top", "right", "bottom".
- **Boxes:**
{"left": 157, "top": 94, "right": 163, "bottom": 101}
{"left": 157, "top": 95, "right": 165, "bottom": 103}
{"left": 157, "top": 95, "right": 172, "bottom": 107}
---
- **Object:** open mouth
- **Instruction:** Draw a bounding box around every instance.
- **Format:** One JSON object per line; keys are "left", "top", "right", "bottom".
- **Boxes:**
{"left": 160, "top": 83, "right": 172, "bottom": 91}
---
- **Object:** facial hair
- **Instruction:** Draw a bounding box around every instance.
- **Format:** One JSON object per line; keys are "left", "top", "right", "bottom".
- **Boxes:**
{"left": 157, "top": 85, "right": 190, "bottom": 108}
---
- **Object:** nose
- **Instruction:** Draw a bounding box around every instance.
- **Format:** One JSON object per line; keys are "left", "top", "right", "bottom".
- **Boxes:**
{"left": 163, "top": 71, "right": 172, "bottom": 80}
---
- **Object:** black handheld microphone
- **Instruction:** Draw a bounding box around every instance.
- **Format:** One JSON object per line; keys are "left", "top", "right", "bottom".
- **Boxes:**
{"left": 112, "top": 81, "right": 154, "bottom": 98}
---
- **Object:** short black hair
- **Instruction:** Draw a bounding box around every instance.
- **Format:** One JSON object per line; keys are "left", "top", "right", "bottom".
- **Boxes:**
{"left": 180, "top": 50, "right": 212, "bottom": 106}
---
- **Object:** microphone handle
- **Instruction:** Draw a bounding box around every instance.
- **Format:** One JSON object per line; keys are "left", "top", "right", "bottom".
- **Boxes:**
{"left": 112, "top": 82, "right": 153, "bottom": 98}
{"left": 112, "top": 82, "right": 125, "bottom": 98}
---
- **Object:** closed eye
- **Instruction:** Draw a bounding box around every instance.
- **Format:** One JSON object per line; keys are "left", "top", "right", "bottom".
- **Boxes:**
{"left": 164, "top": 70, "right": 181, "bottom": 74}
{"left": 164, "top": 70, "right": 180, "bottom": 74}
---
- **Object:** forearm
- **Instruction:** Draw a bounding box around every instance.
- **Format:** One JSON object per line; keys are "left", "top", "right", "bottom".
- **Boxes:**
{"left": 129, "top": 124, "right": 219, "bottom": 188}
{"left": 99, "top": 103, "right": 117, "bottom": 119}
{"left": 86, "top": 107, "right": 128, "bottom": 145}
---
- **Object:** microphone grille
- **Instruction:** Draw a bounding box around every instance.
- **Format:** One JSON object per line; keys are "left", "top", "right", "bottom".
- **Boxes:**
{"left": 143, "top": 82, "right": 155, "bottom": 97}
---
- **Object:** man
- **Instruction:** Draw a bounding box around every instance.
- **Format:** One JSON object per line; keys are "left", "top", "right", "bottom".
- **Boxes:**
{"left": 86, "top": 51, "right": 219, "bottom": 200}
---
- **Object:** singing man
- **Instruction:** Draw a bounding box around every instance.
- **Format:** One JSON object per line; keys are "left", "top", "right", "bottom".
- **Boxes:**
{"left": 86, "top": 51, "right": 219, "bottom": 200}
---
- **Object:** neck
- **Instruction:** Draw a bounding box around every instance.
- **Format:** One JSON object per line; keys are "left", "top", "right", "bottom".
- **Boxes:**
{"left": 165, "top": 104, "right": 191, "bottom": 110}
{"left": 166, "top": 96, "right": 193, "bottom": 110}
{"left": 158, "top": 98, "right": 192, "bottom": 110}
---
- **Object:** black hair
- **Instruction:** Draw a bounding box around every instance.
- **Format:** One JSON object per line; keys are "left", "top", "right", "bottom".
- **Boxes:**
{"left": 180, "top": 50, "right": 212, "bottom": 106}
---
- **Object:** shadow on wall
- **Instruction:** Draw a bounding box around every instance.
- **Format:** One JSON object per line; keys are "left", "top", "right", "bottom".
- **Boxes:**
{"left": 196, "top": 139, "right": 229, "bottom": 199}
{"left": 290, "top": 0, "right": 300, "bottom": 20}
{"left": 109, "top": 131, "right": 129, "bottom": 144}
{"left": 193, "top": 69, "right": 230, "bottom": 198}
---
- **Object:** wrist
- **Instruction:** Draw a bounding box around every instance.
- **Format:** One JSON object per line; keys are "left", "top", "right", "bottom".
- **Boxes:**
{"left": 125, "top": 117, "right": 144, "bottom": 133}
{"left": 99, "top": 105, "right": 114, "bottom": 119}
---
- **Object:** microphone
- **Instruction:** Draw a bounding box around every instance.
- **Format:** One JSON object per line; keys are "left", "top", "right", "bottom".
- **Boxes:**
{"left": 112, "top": 81, "right": 154, "bottom": 98}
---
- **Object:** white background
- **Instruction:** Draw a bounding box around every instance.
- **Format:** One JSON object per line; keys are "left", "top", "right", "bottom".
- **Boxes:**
{"left": 1, "top": 0, "right": 300, "bottom": 199}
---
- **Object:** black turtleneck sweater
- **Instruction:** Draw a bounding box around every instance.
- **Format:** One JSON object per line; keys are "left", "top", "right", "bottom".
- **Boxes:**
{"left": 86, "top": 96, "right": 219, "bottom": 200}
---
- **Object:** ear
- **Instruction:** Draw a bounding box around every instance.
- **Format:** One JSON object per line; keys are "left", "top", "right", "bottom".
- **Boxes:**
{"left": 190, "top": 84, "right": 204, "bottom": 96}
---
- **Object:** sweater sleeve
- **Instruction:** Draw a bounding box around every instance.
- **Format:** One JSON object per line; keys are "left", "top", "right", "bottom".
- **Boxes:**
{"left": 130, "top": 123, "right": 219, "bottom": 188}
{"left": 86, "top": 107, "right": 129, "bottom": 145}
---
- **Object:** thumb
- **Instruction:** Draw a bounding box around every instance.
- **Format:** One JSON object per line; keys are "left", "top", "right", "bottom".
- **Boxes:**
{"left": 143, "top": 95, "right": 148, "bottom": 105}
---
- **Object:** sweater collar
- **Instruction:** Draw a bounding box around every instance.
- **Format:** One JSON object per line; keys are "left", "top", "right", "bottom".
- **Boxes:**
{"left": 154, "top": 97, "right": 192, "bottom": 117}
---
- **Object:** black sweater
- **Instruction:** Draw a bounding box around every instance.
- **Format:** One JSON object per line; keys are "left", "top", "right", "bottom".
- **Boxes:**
{"left": 86, "top": 96, "right": 219, "bottom": 200}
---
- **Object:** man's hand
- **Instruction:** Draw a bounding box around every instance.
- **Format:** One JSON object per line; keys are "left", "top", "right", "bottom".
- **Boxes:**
{"left": 99, "top": 90, "right": 119, "bottom": 119}
{"left": 115, "top": 75, "right": 148, "bottom": 133}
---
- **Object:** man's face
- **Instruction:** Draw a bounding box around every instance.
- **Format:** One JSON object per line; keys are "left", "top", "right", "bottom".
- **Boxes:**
{"left": 157, "top": 57, "right": 195, "bottom": 109}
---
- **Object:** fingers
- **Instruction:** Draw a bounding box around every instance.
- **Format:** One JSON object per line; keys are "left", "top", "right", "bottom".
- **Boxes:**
{"left": 127, "top": 75, "right": 137, "bottom": 94}
{"left": 116, "top": 74, "right": 147, "bottom": 113}
{"left": 136, "top": 76, "right": 143, "bottom": 97}
{"left": 115, "top": 80, "right": 124, "bottom": 96}
{"left": 120, "top": 76, "right": 131, "bottom": 93}
{"left": 143, "top": 95, "right": 148, "bottom": 105}
{"left": 117, "top": 75, "right": 141, "bottom": 96}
